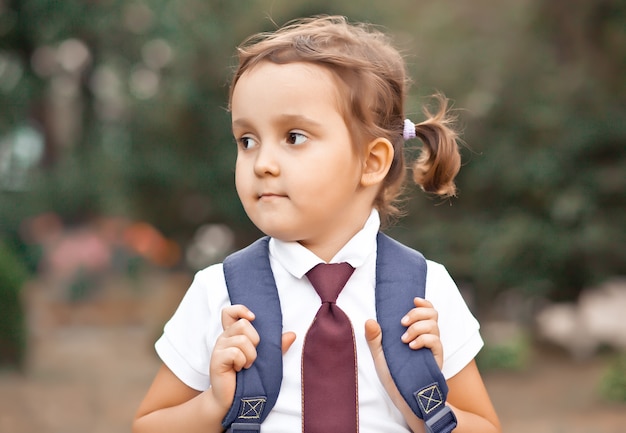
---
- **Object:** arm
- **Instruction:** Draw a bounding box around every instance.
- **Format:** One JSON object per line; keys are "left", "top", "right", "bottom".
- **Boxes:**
{"left": 365, "top": 297, "right": 501, "bottom": 433}
{"left": 446, "top": 360, "right": 501, "bottom": 433}
{"left": 133, "top": 305, "right": 297, "bottom": 433}
{"left": 132, "top": 364, "right": 225, "bottom": 433}
{"left": 132, "top": 305, "right": 260, "bottom": 433}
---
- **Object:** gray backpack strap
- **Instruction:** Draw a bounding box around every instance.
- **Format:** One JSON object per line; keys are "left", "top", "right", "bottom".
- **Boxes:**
{"left": 376, "top": 232, "right": 457, "bottom": 433}
{"left": 221, "top": 233, "right": 457, "bottom": 433}
{"left": 222, "top": 237, "right": 283, "bottom": 432}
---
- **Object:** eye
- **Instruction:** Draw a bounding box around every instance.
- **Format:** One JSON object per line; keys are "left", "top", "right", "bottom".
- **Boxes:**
{"left": 237, "top": 136, "right": 257, "bottom": 150}
{"left": 287, "top": 131, "right": 308, "bottom": 146}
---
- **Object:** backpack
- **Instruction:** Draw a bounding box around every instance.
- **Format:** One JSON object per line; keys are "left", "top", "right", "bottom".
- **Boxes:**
{"left": 221, "top": 232, "right": 457, "bottom": 433}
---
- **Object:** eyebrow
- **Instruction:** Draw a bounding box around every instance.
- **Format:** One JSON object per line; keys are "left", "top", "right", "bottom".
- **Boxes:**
{"left": 231, "top": 118, "right": 251, "bottom": 131}
{"left": 232, "top": 114, "right": 323, "bottom": 130}
{"left": 276, "top": 114, "right": 323, "bottom": 129}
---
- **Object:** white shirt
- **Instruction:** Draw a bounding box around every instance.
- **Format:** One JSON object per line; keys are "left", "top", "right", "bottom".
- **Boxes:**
{"left": 156, "top": 210, "right": 483, "bottom": 432}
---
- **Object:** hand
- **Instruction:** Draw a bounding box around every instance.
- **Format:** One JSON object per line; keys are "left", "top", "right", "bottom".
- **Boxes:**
{"left": 364, "top": 298, "right": 442, "bottom": 432}
{"left": 209, "top": 305, "right": 259, "bottom": 411}
{"left": 209, "top": 305, "right": 297, "bottom": 412}
{"left": 400, "top": 297, "right": 443, "bottom": 370}
{"left": 365, "top": 319, "right": 425, "bottom": 433}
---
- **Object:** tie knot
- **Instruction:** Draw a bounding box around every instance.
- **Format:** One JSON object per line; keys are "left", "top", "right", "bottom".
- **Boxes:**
{"left": 306, "top": 262, "right": 354, "bottom": 304}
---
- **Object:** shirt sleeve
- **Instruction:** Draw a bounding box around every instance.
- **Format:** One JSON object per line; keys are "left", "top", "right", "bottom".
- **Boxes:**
{"left": 425, "top": 260, "right": 483, "bottom": 379}
{"left": 154, "top": 264, "right": 229, "bottom": 391}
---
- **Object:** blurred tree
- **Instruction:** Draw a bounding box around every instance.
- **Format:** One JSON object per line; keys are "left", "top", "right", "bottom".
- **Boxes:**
{"left": 0, "top": 240, "right": 28, "bottom": 367}
{"left": 0, "top": 0, "right": 624, "bottom": 309}
{"left": 391, "top": 0, "right": 626, "bottom": 305}
{"left": 1, "top": 0, "right": 244, "bottom": 236}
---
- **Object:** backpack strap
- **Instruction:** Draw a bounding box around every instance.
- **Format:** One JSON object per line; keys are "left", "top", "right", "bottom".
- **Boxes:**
{"left": 222, "top": 237, "right": 282, "bottom": 432}
{"left": 221, "top": 233, "right": 457, "bottom": 433}
{"left": 376, "top": 232, "right": 457, "bottom": 433}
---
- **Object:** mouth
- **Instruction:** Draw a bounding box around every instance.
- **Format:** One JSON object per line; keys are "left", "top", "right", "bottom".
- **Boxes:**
{"left": 258, "top": 192, "right": 287, "bottom": 200}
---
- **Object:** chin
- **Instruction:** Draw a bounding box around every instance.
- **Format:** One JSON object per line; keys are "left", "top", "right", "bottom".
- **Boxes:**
{"left": 262, "top": 230, "right": 299, "bottom": 243}
{"left": 255, "top": 225, "right": 301, "bottom": 243}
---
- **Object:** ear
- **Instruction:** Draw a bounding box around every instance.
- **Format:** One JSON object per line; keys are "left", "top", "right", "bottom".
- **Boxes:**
{"left": 361, "top": 137, "right": 394, "bottom": 187}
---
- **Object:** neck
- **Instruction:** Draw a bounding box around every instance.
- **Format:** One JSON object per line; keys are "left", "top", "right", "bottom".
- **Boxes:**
{"left": 298, "top": 210, "right": 373, "bottom": 263}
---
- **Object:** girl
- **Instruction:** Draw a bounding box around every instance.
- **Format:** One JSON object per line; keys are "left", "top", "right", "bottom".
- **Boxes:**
{"left": 133, "top": 16, "right": 501, "bottom": 433}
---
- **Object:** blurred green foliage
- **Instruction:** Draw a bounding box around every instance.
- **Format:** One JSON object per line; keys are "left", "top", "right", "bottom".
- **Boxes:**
{"left": 600, "top": 352, "right": 626, "bottom": 403}
{"left": 0, "top": 0, "right": 624, "bottom": 311}
{"left": 0, "top": 240, "right": 28, "bottom": 367}
{"left": 476, "top": 336, "right": 531, "bottom": 372}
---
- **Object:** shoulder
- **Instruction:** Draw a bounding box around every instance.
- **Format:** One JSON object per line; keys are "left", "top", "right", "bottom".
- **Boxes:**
{"left": 425, "top": 259, "right": 452, "bottom": 282}
{"left": 194, "top": 262, "right": 226, "bottom": 284}
{"left": 155, "top": 263, "right": 230, "bottom": 390}
{"left": 170, "top": 263, "right": 230, "bottom": 319}
{"left": 424, "top": 259, "right": 466, "bottom": 313}
{"left": 423, "top": 259, "right": 468, "bottom": 312}
{"left": 422, "top": 259, "right": 484, "bottom": 377}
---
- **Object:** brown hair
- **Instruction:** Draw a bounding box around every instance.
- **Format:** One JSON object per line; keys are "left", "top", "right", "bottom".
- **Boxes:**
{"left": 229, "top": 16, "right": 461, "bottom": 223}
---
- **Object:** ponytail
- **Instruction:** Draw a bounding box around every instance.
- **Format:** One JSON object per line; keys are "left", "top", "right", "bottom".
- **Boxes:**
{"left": 411, "top": 94, "right": 461, "bottom": 197}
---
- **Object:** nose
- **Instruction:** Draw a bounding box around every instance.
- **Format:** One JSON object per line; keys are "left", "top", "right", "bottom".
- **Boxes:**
{"left": 253, "top": 143, "right": 280, "bottom": 177}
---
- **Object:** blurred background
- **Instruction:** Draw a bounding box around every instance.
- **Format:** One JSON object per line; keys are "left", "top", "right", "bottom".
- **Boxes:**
{"left": 0, "top": 0, "right": 624, "bottom": 432}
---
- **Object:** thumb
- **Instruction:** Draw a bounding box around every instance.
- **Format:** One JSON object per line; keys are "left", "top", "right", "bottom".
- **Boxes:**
{"left": 365, "top": 319, "right": 383, "bottom": 355}
{"left": 365, "top": 319, "right": 425, "bottom": 432}
{"left": 281, "top": 332, "right": 296, "bottom": 355}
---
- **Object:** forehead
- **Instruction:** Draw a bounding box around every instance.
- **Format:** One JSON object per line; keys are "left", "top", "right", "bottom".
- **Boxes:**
{"left": 230, "top": 61, "right": 343, "bottom": 117}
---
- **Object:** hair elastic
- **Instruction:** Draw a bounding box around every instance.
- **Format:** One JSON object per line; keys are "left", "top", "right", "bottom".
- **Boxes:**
{"left": 403, "top": 119, "right": 416, "bottom": 141}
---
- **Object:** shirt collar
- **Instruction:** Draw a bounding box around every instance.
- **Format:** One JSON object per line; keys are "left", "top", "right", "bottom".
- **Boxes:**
{"left": 269, "top": 209, "right": 380, "bottom": 280}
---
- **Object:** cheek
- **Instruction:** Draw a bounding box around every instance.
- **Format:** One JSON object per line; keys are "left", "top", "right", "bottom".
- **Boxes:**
{"left": 234, "top": 161, "right": 248, "bottom": 197}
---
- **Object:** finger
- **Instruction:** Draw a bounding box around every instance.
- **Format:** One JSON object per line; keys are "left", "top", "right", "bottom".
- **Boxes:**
{"left": 212, "top": 340, "right": 256, "bottom": 373}
{"left": 401, "top": 319, "right": 440, "bottom": 343}
{"left": 364, "top": 319, "right": 382, "bottom": 344}
{"left": 281, "top": 332, "right": 297, "bottom": 354}
{"left": 401, "top": 303, "right": 438, "bottom": 326}
{"left": 221, "top": 304, "right": 255, "bottom": 330}
{"left": 413, "top": 297, "right": 433, "bottom": 308}
{"left": 222, "top": 318, "right": 261, "bottom": 348}
{"left": 364, "top": 319, "right": 384, "bottom": 359}
{"left": 407, "top": 333, "right": 439, "bottom": 350}
{"left": 219, "top": 333, "right": 259, "bottom": 370}
{"left": 407, "top": 334, "right": 444, "bottom": 370}
{"left": 364, "top": 319, "right": 391, "bottom": 382}
{"left": 364, "top": 319, "right": 418, "bottom": 426}
{"left": 230, "top": 346, "right": 252, "bottom": 371}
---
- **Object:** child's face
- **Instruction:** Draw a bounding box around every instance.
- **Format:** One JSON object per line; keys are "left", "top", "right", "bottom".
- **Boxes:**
{"left": 231, "top": 61, "right": 373, "bottom": 254}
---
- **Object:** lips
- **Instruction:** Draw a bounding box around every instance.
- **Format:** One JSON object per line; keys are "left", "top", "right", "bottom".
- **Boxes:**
{"left": 258, "top": 192, "right": 287, "bottom": 200}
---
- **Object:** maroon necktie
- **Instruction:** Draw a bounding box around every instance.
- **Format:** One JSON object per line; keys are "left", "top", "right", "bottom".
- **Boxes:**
{"left": 302, "top": 262, "right": 358, "bottom": 433}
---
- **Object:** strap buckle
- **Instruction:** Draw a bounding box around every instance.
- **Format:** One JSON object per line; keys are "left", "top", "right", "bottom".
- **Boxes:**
{"left": 228, "top": 422, "right": 261, "bottom": 432}
{"left": 424, "top": 405, "right": 457, "bottom": 433}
